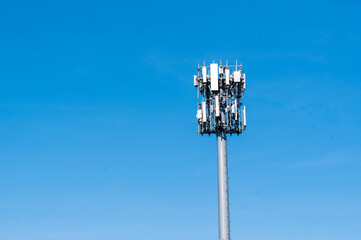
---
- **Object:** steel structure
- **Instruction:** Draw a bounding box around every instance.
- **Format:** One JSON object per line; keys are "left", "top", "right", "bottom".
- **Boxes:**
{"left": 194, "top": 61, "right": 246, "bottom": 240}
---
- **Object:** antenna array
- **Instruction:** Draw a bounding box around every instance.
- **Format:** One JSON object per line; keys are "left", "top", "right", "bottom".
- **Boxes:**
{"left": 194, "top": 62, "right": 246, "bottom": 135}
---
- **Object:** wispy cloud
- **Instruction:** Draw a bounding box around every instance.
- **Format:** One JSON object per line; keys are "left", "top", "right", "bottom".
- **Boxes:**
{"left": 248, "top": 50, "right": 329, "bottom": 64}
{"left": 289, "top": 144, "right": 361, "bottom": 168}
{"left": 142, "top": 50, "right": 194, "bottom": 83}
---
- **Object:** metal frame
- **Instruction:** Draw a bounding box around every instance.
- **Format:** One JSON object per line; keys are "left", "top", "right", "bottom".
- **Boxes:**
{"left": 195, "top": 62, "right": 246, "bottom": 135}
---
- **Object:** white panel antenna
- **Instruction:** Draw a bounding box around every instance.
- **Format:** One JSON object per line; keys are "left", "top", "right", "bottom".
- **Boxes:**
{"left": 201, "top": 101, "right": 207, "bottom": 123}
{"left": 234, "top": 70, "right": 241, "bottom": 83}
{"left": 215, "top": 95, "right": 220, "bottom": 117}
{"left": 202, "top": 67, "right": 207, "bottom": 83}
{"left": 225, "top": 68, "right": 230, "bottom": 86}
{"left": 242, "top": 73, "right": 246, "bottom": 90}
{"left": 219, "top": 66, "right": 224, "bottom": 75}
{"left": 194, "top": 75, "right": 198, "bottom": 87}
{"left": 210, "top": 63, "right": 219, "bottom": 91}
{"left": 196, "top": 109, "right": 202, "bottom": 119}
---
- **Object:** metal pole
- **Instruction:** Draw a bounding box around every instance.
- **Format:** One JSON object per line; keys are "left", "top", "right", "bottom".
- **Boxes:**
{"left": 217, "top": 129, "right": 230, "bottom": 240}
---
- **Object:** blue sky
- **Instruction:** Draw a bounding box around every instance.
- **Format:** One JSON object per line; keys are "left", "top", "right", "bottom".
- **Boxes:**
{"left": 1, "top": 0, "right": 361, "bottom": 239}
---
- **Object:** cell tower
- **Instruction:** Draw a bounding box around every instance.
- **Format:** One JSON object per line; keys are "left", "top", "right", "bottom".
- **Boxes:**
{"left": 194, "top": 61, "right": 246, "bottom": 240}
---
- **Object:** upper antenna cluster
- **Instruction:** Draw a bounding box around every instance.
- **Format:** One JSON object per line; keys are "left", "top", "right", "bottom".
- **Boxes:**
{"left": 194, "top": 61, "right": 246, "bottom": 135}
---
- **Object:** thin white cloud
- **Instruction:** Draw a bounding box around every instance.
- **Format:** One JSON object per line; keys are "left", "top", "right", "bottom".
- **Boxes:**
{"left": 289, "top": 144, "right": 361, "bottom": 168}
